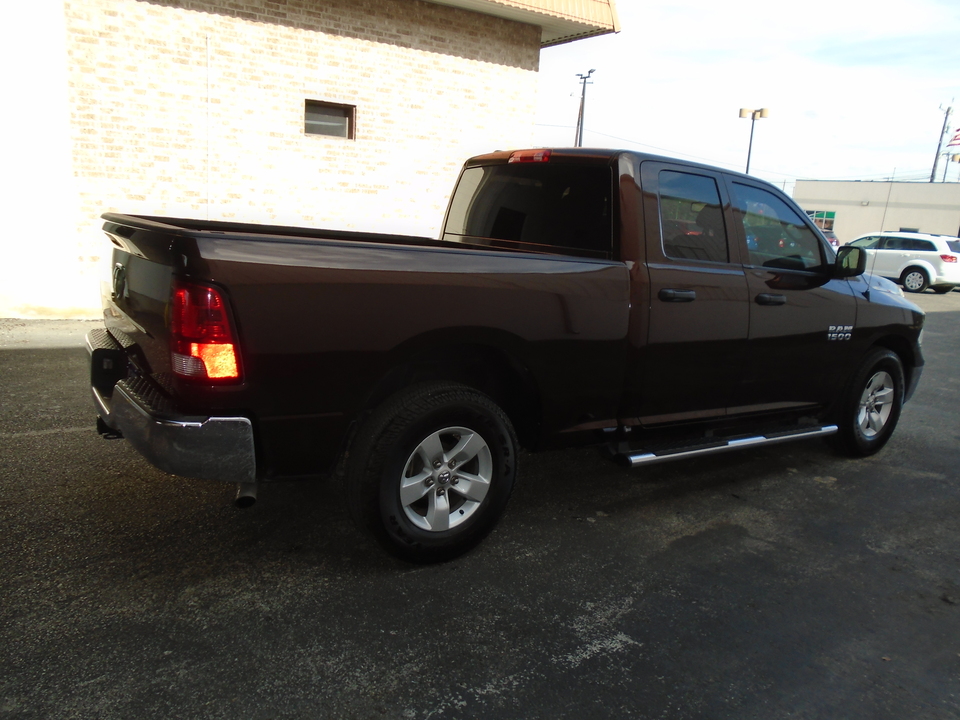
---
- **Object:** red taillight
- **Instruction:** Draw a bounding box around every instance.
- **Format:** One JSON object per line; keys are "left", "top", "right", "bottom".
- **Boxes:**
{"left": 941, "top": 254, "right": 957, "bottom": 263}
{"left": 508, "top": 149, "right": 551, "bottom": 164}
{"left": 171, "top": 282, "right": 241, "bottom": 381}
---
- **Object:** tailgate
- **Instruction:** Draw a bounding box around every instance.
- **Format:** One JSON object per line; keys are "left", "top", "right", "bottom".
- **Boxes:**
{"left": 100, "top": 216, "right": 180, "bottom": 378}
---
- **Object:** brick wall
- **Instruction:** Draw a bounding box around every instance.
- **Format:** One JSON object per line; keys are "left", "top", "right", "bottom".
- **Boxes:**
{"left": 63, "top": 0, "right": 541, "bottom": 298}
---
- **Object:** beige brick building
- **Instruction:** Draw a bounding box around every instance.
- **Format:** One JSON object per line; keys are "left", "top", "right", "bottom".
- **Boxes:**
{"left": 2, "top": 0, "right": 618, "bottom": 318}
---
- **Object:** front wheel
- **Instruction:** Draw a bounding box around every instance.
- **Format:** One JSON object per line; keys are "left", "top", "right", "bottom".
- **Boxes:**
{"left": 831, "top": 348, "right": 904, "bottom": 457}
{"left": 900, "top": 267, "right": 929, "bottom": 293}
{"left": 345, "top": 382, "right": 518, "bottom": 563}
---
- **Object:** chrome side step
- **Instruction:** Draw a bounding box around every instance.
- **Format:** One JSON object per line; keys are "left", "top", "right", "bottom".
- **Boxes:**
{"left": 618, "top": 425, "right": 838, "bottom": 468}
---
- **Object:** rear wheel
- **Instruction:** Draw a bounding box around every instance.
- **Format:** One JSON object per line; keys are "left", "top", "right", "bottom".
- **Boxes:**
{"left": 832, "top": 348, "right": 904, "bottom": 457}
{"left": 345, "top": 382, "right": 518, "bottom": 563}
{"left": 900, "top": 267, "right": 929, "bottom": 293}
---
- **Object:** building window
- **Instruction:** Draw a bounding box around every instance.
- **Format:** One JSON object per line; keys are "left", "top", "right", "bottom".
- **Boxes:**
{"left": 304, "top": 100, "right": 354, "bottom": 139}
{"left": 805, "top": 210, "right": 836, "bottom": 231}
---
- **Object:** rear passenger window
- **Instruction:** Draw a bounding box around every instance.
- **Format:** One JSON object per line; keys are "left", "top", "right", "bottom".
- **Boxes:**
{"left": 443, "top": 163, "right": 612, "bottom": 258}
{"left": 658, "top": 171, "right": 728, "bottom": 263}
{"left": 732, "top": 183, "right": 826, "bottom": 272}
{"left": 912, "top": 240, "right": 936, "bottom": 252}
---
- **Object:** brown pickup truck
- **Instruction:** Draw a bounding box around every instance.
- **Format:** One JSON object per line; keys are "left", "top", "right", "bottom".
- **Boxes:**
{"left": 88, "top": 148, "right": 925, "bottom": 561}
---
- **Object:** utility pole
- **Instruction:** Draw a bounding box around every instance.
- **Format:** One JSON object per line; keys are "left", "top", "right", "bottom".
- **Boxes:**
{"left": 574, "top": 69, "right": 595, "bottom": 148}
{"left": 930, "top": 104, "right": 952, "bottom": 182}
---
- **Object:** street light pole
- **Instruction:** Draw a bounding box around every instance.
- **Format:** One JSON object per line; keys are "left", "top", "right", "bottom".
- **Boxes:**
{"left": 738, "top": 107, "right": 769, "bottom": 174}
{"left": 575, "top": 69, "right": 595, "bottom": 148}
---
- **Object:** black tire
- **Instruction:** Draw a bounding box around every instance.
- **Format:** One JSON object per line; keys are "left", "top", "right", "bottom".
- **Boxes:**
{"left": 931, "top": 285, "right": 955, "bottom": 294}
{"left": 832, "top": 348, "right": 904, "bottom": 457}
{"left": 345, "top": 382, "right": 518, "bottom": 563}
{"left": 900, "top": 267, "right": 929, "bottom": 293}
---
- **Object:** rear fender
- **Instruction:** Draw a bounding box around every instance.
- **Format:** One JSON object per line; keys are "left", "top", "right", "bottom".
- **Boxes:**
{"left": 358, "top": 327, "right": 542, "bottom": 448}
{"left": 896, "top": 259, "right": 937, "bottom": 280}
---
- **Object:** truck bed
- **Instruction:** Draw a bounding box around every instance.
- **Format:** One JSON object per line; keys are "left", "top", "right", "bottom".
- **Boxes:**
{"left": 99, "top": 213, "right": 631, "bottom": 480}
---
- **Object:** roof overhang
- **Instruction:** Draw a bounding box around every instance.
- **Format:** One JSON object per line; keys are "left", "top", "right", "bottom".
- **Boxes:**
{"left": 421, "top": 0, "right": 620, "bottom": 47}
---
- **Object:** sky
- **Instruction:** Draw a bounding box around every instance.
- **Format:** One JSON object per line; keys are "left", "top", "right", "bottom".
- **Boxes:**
{"left": 531, "top": 0, "right": 960, "bottom": 195}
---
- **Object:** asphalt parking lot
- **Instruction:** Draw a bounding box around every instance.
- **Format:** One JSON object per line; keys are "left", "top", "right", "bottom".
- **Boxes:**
{"left": 2, "top": 290, "right": 959, "bottom": 720}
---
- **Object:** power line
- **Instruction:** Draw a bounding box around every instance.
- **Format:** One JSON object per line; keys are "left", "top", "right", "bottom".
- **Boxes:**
{"left": 535, "top": 124, "right": 805, "bottom": 179}
{"left": 533, "top": 123, "right": 947, "bottom": 184}
{"left": 806, "top": 170, "right": 933, "bottom": 182}
{"left": 535, "top": 124, "right": 739, "bottom": 168}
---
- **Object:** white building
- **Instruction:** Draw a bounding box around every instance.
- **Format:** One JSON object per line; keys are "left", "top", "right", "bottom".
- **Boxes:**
{"left": 1, "top": 0, "right": 619, "bottom": 318}
{"left": 793, "top": 180, "right": 960, "bottom": 244}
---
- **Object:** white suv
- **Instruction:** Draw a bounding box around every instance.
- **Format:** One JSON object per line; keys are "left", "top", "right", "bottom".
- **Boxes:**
{"left": 847, "top": 232, "right": 960, "bottom": 293}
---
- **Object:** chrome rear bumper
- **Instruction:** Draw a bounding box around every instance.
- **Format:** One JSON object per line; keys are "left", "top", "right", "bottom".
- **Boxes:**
{"left": 87, "top": 330, "right": 256, "bottom": 483}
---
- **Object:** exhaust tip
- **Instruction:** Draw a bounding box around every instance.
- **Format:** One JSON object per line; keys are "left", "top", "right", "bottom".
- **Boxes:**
{"left": 235, "top": 482, "right": 258, "bottom": 509}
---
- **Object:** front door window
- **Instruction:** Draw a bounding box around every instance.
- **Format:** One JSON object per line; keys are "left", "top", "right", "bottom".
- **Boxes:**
{"left": 736, "top": 183, "right": 827, "bottom": 273}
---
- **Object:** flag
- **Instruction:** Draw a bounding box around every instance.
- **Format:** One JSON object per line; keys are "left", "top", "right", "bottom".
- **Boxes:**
{"left": 947, "top": 128, "right": 960, "bottom": 147}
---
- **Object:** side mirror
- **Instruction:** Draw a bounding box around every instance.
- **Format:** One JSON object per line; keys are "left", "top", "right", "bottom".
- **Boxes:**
{"left": 834, "top": 245, "right": 866, "bottom": 278}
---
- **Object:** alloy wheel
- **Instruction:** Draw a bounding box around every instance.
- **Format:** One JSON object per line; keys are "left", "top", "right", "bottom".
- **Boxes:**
{"left": 857, "top": 370, "right": 895, "bottom": 438}
{"left": 399, "top": 426, "right": 492, "bottom": 532}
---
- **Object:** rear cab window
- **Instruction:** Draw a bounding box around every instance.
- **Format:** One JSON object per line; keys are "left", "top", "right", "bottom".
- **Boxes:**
{"left": 443, "top": 161, "right": 613, "bottom": 259}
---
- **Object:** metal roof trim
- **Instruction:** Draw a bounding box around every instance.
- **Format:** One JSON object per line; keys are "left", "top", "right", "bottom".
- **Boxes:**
{"left": 420, "top": 0, "right": 620, "bottom": 47}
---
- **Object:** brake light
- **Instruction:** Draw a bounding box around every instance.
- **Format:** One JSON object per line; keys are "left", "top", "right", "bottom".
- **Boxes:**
{"left": 508, "top": 149, "right": 551, "bottom": 164}
{"left": 171, "top": 281, "right": 241, "bottom": 381}
{"left": 941, "top": 254, "right": 957, "bottom": 263}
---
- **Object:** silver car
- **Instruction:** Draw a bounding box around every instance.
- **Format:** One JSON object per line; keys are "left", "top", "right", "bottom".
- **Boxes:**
{"left": 847, "top": 232, "right": 960, "bottom": 293}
